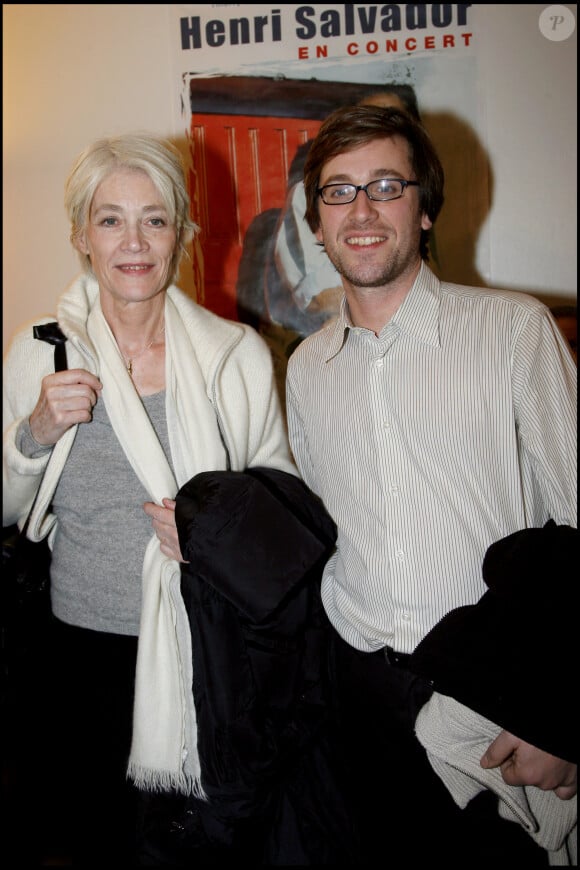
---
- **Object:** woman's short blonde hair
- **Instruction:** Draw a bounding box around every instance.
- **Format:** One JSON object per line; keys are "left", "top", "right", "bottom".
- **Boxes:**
{"left": 64, "top": 132, "right": 199, "bottom": 281}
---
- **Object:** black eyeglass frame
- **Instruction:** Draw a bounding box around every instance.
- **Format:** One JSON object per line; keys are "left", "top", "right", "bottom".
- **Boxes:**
{"left": 317, "top": 178, "right": 420, "bottom": 205}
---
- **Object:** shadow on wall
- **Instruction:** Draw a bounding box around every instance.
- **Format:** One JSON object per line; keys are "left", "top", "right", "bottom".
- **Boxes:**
{"left": 423, "top": 110, "right": 494, "bottom": 289}
{"left": 172, "top": 111, "right": 495, "bottom": 313}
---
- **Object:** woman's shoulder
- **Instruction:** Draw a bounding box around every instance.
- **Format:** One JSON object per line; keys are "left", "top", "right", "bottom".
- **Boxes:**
{"left": 168, "top": 286, "right": 272, "bottom": 375}
{"left": 169, "top": 286, "right": 263, "bottom": 345}
{"left": 4, "top": 315, "right": 57, "bottom": 362}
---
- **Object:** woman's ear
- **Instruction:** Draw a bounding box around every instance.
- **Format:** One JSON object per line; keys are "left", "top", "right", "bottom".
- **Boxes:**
{"left": 72, "top": 229, "right": 89, "bottom": 255}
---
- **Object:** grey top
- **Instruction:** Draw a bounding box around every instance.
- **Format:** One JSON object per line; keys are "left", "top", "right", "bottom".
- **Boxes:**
{"left": 48, "top": 390, "right": 172, "bottom": 635}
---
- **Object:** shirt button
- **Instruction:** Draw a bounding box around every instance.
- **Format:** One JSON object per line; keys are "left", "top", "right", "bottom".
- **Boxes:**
{"left": 402, "top": 611, "right": 411, "bottom": 622}
{"left": 375, "top": 358, "right": 384, "bottom": 369}
{"left": 389, "top": 485, "right": 399, "bottom": 495}
{"left": 382, "top": 421, "right": 391, "bottom": 430}
{"left": 396, "top": 550, "right": 405, "bottom": 561}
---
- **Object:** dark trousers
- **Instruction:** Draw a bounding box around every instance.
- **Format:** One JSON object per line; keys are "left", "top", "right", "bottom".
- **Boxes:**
{"left": 3, "top": 615, "right": 140, "bottom": 866}
{"left": 329, "top": 631, "right": 549, "bottom": 866}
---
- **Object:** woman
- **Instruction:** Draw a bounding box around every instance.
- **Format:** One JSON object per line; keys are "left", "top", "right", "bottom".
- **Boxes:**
{"left": 2, "top": 132, "right": 296, "bottom": 865}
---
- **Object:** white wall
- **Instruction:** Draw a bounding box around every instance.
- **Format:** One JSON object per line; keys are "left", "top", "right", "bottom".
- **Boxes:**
{"left": 3, "top": 4, "right": 577, "bottom": 350}
{"left": 474, "top": 5, "right": 576, "bottom": 297}
{"left": 3, "top": 4, "right": 177, "bottom": 349}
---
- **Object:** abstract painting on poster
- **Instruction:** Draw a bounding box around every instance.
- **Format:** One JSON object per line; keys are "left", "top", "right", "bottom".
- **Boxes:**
{"left": 169, "top": 4, "right": 490, "bottom": 392}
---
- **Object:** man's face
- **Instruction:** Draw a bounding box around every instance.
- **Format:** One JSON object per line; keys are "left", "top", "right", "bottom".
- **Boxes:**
{"left": 315, "top": 136, "right": 431, "bottom": 291}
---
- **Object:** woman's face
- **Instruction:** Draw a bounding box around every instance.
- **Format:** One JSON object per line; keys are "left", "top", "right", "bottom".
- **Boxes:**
{"left": 75, "top": 167, "right": 177, "bottom": 304}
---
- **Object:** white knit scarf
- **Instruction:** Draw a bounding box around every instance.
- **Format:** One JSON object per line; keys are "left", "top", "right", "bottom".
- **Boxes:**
{"left": 87, "top": 292, "right": 226, "bottom": 795}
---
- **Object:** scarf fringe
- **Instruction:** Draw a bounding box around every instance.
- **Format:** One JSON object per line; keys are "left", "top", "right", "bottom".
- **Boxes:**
{"left": 127, "top": 761, "right": 207, "bottom": 800}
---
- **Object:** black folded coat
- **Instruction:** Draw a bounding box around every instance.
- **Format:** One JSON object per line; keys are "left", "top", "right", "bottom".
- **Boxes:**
{"left": 408, "top": 520, "right": 577, "bottom": 763}
{"left": 173, "top": 467, "right": 357, "bottom": 865}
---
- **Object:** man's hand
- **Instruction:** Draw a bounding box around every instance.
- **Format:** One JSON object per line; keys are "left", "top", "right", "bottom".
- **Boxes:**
{"left": 480, "top": 730, "right": 577, "bottom": 800}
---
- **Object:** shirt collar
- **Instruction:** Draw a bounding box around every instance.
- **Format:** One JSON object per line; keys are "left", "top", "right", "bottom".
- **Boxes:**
{"left": 324, "top": 297, "right": 351, "bottom": 361}
{"left": 325, "top": 261, "right": 441, "bottom": 361}
{"left": 392, "top": 261, "right": 441, "bottom": 348}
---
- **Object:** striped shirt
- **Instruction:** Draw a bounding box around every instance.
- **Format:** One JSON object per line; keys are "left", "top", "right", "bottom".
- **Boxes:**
{"left": 286, "top": 263, "right": 577, "bottom": 653}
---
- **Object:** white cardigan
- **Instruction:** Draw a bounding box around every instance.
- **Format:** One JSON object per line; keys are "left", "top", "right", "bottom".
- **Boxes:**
{"left": 415, "top": 693, "right": 577, "bottom": 866}
{"left": 3, "top": 273, "right": 297, "bottom": 794}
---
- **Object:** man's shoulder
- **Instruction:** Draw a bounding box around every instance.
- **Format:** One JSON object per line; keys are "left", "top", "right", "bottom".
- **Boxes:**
{"left": 439, "top": 280, "right": 548, "bottom": 315}
{"left": 288, "top": 320, "right": 339, "bottom": 368}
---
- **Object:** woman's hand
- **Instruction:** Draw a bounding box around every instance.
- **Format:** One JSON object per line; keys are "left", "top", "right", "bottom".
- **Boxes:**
{"left": 29, "top": 369, "right": 102, "bottom": 446}
{"left": 480, "top": 730, "right": 577, "bottom": 800}
{"left": 143, "top": 498, "right": 186, "bottom": 562}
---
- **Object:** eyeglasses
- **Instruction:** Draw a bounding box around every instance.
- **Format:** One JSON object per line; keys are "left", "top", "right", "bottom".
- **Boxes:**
{"left": 318, "top": 178, "right": 419, "bottom": 205}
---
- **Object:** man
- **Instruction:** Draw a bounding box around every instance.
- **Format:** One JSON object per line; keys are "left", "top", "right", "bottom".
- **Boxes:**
{"left": 285, "top": 106, "right": 577, "bottom": 864}
{"left": 270, "top": 85, "right": 424, "bottom": 340}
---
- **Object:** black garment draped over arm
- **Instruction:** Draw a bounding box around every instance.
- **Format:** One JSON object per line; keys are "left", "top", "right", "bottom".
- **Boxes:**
{"left": 174, "top": 467, "right": 358, "bottom": 865}
{"left": 408, "top": 521, "right": 577, "bottom": 764}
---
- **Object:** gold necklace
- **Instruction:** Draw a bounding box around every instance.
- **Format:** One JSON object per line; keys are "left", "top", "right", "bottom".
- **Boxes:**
{"left": 121, "top": 326, "right": 165, "bottom": 376}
